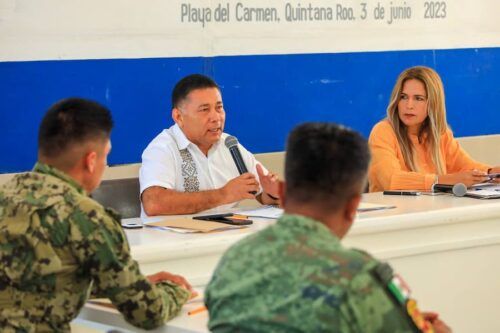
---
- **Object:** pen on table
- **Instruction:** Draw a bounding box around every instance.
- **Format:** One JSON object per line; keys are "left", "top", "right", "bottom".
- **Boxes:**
{"left": 188, "top": 305, "right": 207, "bottom": 316}
{"left": 383, "top": 191, "right": 421, "bottom": 196}
{"left": 230, "top": 214, "right": 249, "bottom": 220}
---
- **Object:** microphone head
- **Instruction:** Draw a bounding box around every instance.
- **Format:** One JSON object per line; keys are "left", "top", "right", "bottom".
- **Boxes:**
{"left": 452, "top": 183, "right": 467, "bottom": 197}
{"left": 432, "top": 182, "right": 467, "bottom": 197}
{"left": 225, "top": 135, "right": 238, "bottom": 149}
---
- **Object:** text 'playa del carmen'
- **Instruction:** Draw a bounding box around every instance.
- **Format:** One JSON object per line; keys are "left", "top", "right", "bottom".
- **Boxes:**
{"left": 180, "top": 1, "right": 448, "bottom": 27}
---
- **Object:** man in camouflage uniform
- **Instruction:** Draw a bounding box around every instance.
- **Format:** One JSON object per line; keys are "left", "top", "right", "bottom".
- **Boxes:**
{"left": 205, "top": 123, "right": 452, "bottom": 333}
{"left": 0, "top": 98, "right": 194, "bottom": 332}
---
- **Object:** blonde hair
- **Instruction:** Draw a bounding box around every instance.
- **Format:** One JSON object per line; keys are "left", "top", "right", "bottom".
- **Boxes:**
{"left": 386, "top": 66, "right": 447, "bottom": 174}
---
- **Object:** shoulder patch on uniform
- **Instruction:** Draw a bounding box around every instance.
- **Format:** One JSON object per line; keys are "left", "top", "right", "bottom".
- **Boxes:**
{"left": 372, "top": 262, "right": 434, "bottom": 333}
{"left": 373, "top": 263, "right": 411, "bottom": 305}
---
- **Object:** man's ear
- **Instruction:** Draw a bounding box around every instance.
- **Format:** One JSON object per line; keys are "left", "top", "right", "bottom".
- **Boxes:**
{"left": 278, "top": 180, "right": 286, "bottom": 206}
{"left": 344, "top": 194, "right": 361, "bottom": 223}
{"left": 172, "top": 108, "right": 183, "bottom": 127}
{"left": 84, "top": 150, "right": 98, "bottom": 174}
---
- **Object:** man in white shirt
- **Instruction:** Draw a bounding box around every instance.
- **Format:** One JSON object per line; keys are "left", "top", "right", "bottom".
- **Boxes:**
{"left": 140, "top": 74, "right": 280, "bottom": 216}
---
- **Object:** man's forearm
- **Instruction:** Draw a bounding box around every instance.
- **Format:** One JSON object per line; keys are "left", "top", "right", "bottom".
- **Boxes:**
{"left": 110, "top": 274, "right": 190, "bottom": 329}
{"left": 142, "top": 187, "right": 230, "bottom": 215}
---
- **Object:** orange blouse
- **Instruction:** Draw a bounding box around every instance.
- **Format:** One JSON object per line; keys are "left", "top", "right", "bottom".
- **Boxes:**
{"left": 368, "top": 120, "right": 490, "bottom": 192}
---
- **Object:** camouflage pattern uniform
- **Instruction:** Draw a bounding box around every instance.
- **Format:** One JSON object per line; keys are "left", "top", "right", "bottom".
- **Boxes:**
{"left": 206, "top": 214, "right": 420, "bottom": 333}
{"left": 0, "top": 163, "right": 190, "bottom": 333}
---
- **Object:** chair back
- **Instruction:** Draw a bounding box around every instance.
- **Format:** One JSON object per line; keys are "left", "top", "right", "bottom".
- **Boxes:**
{"left": 91, "top": 178, "right": 141, "bottom": 219}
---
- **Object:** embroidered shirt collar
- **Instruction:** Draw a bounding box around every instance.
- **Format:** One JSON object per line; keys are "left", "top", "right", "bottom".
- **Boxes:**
{"left": 33, "top": 162, "right": 87, "bottom": 195}
{"left": 172, "top": 124, "right": 191, "bottom": 150}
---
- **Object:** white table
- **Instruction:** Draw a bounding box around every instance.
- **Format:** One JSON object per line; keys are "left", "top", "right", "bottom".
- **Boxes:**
{"left": 79, "top": 297, "right": 208, "bottom": 333}
{"left": 78, "top": 193, "right": 500, "bottom": 333}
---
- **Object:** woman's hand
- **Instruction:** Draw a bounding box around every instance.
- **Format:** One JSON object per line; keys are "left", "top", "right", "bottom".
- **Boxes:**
{"left": 488, "top": 166, "right": 500, "bottom": 184}
{"left": 438, "top": 170, "right": 489, "bottom": 187}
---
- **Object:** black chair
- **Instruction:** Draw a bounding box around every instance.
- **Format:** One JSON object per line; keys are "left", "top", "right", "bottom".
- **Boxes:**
{"left": 91, "top": 178, "right": 141, "bottom": 219}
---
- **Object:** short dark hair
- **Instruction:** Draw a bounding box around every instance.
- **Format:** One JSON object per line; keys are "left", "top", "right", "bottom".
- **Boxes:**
{"left": 38, "top": 98, "right": 113, "bottom": 158}
{"left": 172, "top": 74, "right": 219, "bottom": 108}
{"left": 285, "top": 122, "right": 370, "bottom": 210}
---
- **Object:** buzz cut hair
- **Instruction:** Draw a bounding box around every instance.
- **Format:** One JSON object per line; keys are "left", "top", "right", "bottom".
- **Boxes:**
{"left": 285, "top": 122, "right": 370, "bottom": 210}
{"left": 38, "top": 97, "right": 113, "bottom": 159}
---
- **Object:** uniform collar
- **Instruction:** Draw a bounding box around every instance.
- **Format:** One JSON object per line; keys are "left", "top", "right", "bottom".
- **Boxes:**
{"left": 277, "top": 213, "right": 341, "bottom": 244}
{"left": 33, "top": 162, "right": 87, "bottom": 195}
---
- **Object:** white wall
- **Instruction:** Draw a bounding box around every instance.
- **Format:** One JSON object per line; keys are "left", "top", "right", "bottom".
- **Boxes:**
{"left": 1, "top": 0, "right": 499, "bottom": 62}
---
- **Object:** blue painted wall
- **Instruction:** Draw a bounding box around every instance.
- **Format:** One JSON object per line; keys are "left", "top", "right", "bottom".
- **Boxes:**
{"left": 1, "top": 47, "right": 499, "bottom": 173}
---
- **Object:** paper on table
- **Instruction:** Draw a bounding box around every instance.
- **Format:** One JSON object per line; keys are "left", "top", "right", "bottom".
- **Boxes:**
{"left": 235, "top": 206, "right": 283, "bottom": 219}
{"left": 146, "top": 217, "right": 248, "bottom": 233}
{"left": 466, "top": 184, "right": 500, "bottom": 199}
{"left": 357, "top": 202, "right": 396, "bottom": 212}
{"left": 147, "top": 225, "right": 198, "bottom": 234}
{"left": 87, "top": 298, "right": 114, "bottom": 309}
{"left": 236, "top": 202, "right": 395, "bottom": 218}
{"left": 471, "top": 182, "right": 493, "bottom": 188}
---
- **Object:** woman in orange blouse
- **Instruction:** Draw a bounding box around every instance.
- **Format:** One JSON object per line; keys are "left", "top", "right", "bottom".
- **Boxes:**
{"left": 369, "top": 66, "right": 500, "bottom": 192}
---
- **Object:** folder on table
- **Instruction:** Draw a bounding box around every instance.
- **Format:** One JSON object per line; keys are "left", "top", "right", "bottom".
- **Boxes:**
{"left": 147, "top": 217, "right": 248, "bottom": 233}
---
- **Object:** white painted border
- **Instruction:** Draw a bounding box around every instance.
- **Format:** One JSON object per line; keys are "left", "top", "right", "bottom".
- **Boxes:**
{"left": 1, "top": 0, "right": 499, "bottom": 61}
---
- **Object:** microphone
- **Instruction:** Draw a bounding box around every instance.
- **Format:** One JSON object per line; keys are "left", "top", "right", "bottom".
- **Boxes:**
{"left": 431, "top": 183, "right": 467, "bottom": 197}
{"left": 225, "top": 135, "right": 248, "bottom": 174}
{"left": 225, "top": 135, "right": 256, "bottom": 195}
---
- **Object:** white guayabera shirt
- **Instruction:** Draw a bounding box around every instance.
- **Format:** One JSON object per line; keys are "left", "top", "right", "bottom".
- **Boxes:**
{"left": 139, "top": 124, "right": 264, "bottom": 218}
